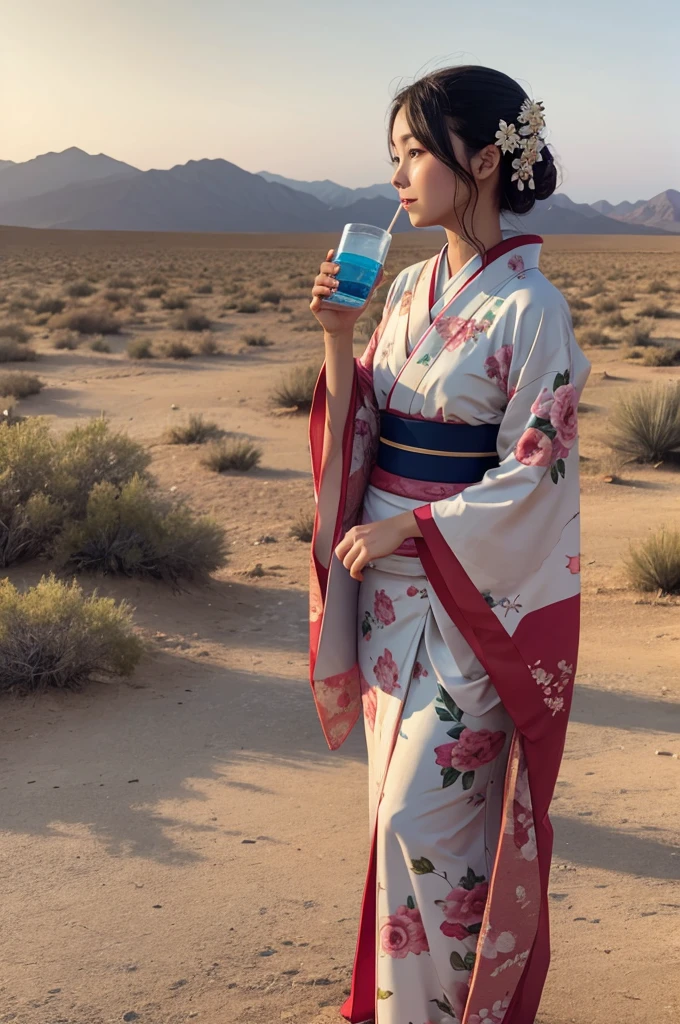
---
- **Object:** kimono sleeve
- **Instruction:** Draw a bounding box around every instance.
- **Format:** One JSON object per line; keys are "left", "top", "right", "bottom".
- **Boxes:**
{"left": 413, "top": 294, "right": 591, "bottom": 593}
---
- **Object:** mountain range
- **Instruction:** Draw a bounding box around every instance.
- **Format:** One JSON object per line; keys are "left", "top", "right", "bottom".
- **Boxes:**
{"left": 0, "top": 147, "right": 677, "bottom": 236}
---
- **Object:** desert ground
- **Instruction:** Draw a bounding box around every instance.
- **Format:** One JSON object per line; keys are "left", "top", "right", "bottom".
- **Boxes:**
{"left": 0, "top": 226, "right": 679, "bottom": 1024}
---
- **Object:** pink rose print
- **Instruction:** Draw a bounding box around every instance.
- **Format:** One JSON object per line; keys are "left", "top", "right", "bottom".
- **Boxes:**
{"left": 549, "top": 382, "right": 579, "bottom": 448}
{"left": 530, "top": 386, "right": 554, "bottom": 419}
{"left": 399, "top": 290, "right": 412, "bottom": 316}
{"left": 508, "top": 255, "right": 525, "bottom": 273}
{"left": 434, "top": 315, "right": 490, "bottom": 352}
{"left": 373, "top": 588, "right": 396, "bottom": 626}
{"left": 359, "top": 667, "right": 377, "bottom": 731}
{"left": 406, "top": 585, "right": 419, "bottom": 596}
{"left": 441, "top": 920, "right": 469, "bottom": 941}
{"left": 566, "top": 554, "right": 580, "bottom": 573}
{"left": 550, "top": 436, "right": 570, "bottom": 463}
{"left": 413, "top": 660, "right": 429, "bottom": 679}
{"left": 441, "top": 882, "right": 489, "bottom": 928}
{"left": 515, "top": 427, "right": 553, "bottom": 467}
{"left": 484, "top": 344, "right": 513, "bottom": 395}
{"left": 434, "top": 728, "right": 506, "bottom": 771}
{"left": 373, "top": 648, "right": 401, "bottom": 693}
{"left": 379, "top": 904, "right": 429, "bottom": 957}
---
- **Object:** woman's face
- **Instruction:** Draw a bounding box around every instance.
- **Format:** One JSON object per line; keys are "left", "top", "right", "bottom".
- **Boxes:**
{"left": 389, "top": 105, "right": 498, "bottom": 230}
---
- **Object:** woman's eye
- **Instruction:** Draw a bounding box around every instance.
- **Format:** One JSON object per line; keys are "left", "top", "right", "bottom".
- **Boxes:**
{"left": 391, "top": 149, "right": 421, "bottom": 165}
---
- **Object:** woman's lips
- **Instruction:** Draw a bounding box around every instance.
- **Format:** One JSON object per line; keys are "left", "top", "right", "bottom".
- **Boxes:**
{"left": 401, "top": 199, "right": 417, "bottom": 206}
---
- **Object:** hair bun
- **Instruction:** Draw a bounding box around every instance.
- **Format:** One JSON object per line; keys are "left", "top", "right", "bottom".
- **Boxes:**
{"left": 503, "top": 145, "right": 557, "bottom": 215}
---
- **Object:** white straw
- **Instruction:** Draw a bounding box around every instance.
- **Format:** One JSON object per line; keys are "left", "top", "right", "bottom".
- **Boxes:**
{"left": 386, "top": 201, "right": 403, "bottom": 235}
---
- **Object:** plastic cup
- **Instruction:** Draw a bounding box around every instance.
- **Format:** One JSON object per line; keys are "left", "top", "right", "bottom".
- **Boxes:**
{"left": 320, "top": 223, "right": 392, "bottom": 310}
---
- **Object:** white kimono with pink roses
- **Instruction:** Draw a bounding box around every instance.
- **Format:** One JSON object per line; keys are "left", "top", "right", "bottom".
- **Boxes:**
{"left": 307, "top": 231, "right": 591, "bottom": 1024}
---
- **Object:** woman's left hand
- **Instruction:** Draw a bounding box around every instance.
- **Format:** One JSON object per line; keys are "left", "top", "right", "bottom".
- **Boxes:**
{"left": 334, "top": 512, "right": 421, "bottom": 581}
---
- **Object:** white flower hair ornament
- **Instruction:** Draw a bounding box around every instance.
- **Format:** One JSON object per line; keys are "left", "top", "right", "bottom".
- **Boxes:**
{"left": 494, "top": 99, "right": 547, "bottom": 191}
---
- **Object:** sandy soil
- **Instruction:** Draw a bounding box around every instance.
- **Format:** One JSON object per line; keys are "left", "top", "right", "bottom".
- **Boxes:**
{"left": 0, "top": 230, "right": 679, "bottom": 1024}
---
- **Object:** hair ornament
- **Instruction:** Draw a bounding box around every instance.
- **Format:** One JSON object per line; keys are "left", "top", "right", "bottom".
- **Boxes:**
{"left": 494, "top": 98, "right": 547, "bottom": 191}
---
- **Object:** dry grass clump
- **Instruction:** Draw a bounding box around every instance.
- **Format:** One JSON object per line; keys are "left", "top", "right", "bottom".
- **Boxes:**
{"left": 67, "top": 280, "right": 97, "bottom": 298}
{"left": 103, "top": 289, "right": 127, "bottom": 309}
{"left": 289, "top": 510, "right": 315, "bottom": 542}
{"left": 621, "top": 320, "right": 655, "bottom": 346}
{"left": 578, "top": 327, "right": 611, "bottom": 348}
{"left": 53, "top": 332, "right": 80, "bottom": 350}
{"left": 641, "top": 345, "right": 680, "bottom": 367}
{"left": 195, "top": 282, "right": 213, "bottom": 294}
{"left": 126, "top": 338, "right": 153, "bottom": 359}
{"left": 144, "top": 285, "right": 166, "bottom": 299}
{"left": 163, "top": 413, "right": 221, "bottom": 445}
{"left": 260, "top": 288, "right": 283, "bottom": 304}
{"left": 161, "top": 292, "right": 190, "bottom": 310}
{"left": 201, "top": 438, "right": 262, "bottom": 472}
{"left": 0, "top": 322, "right": 31, "bottom": 344}
{"left": 0, "top": 574, "right": 144, "bottom": 695}
{"left": 647, "top": 279, "right": 670, "bottom": 294}
{"left": 0, "top": 372, "right": 44, "bottom": 398}
{"left": 0, "top": 339, "right": 37, "bottom": 362}
{"left": 607, "top": 382, "right": 680, "bottom": 464}
{"left": 638, "top": 301, "right": 670, "bottom": 319}
{"left": 161, "top": 338, "right": 194, "bottom": 360}
{"left": 172, "top": 308, "right": 212, "bottom": 332}
{"left": 236, "top": 300, "right": 261, "bottom": 314}
{"left": 624, "top": 527, "right": 680, "bottom": 595}
{"left": 52, "top": 307, "right": 121, "bottom": 335}
{"left": 107, "top": 275, "right": 135, "bottom": 289}
{"left": 89, "top": 337, "right": 111, "bottom": 353}
{"left": 194, "top": 333, "right": 221, "bottom": 356}
{"left": 242, "top": 332, "right": 272, "bottom": 347}
{"left": 35, "top": 296, "right": 66, "bottom": 316}
{"left": 271, "top": 363, "right": 319, "bottom": 411}
{"left": 55, "top": 475, "right": 228, "bottom": 585}
{"left": 593, "top": 295, "right": 619, "bottom": 313}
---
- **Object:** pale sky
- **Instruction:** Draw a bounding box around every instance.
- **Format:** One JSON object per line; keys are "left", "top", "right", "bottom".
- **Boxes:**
{"left": 2, "top": 0, "right": 678, "bottom": 205}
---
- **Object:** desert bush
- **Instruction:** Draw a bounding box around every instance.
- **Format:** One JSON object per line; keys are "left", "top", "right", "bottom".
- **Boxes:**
{"left": 107, "top": 275, "right": 135, "bottom": 289}
{"left": 260, "top": 288, "right": 282, "bottom": 304}
{"left": 641, "top": 345, "right": 680, "bottom": 367}
{"left": 607, "top": 382, "right": 680, "bottom": 463}
{"left": 271, "top": 363, "right": 319, "bottom": 411}
{"left": 53, "top": 333, "right": 80, "bottom": 350}
{"left": 638, "top": 301, "right": 669, "bottom": 319}
{"left": 164, "top": 413, "right": 221, "bottom": 445}
{"left": 577, "top": 327, "right": 610, "bottom": 347}
{"left": 67, "top": 280, "right": 96, "bottom": 298}
{"left": 194, "top": 333, "right": 221, "bottom": 356}
{"left": 89, "top": 337, "right": 111, "bottom": 353}
{"left": 35, "top": 296, "right": 65, "bottom": 315}
{"left": 162, "top": 339, "right": 194, "bottom": 360}
{"left": 195, "top": 282, "right": 213, "bottom": 294}
{"left": 52, "top": 307, "right": 121, "bottom": 335}
{"left": 593, "top": 295, "right": 619, "bottom": 313}
{"left": 172, "top": 308, "right": 212, "bottom": 332}
{"left": 103, "top": 289, "right": 126, "bottom": 308}
{"left": 0, "top": 340, "right": 37, "bottom": 362}
{"left": 622, "top": 346, "right": 644, "bottom": 360}
{"left": 567, "top": 297, "right": 590, "bottom": 311}
{"left": 201, "top": 438, "right": 262, "bottom": 472}
{"left": 144, "top": 285, "right": 166, "bottom": 299}
{"left": 161, "top": 292, "right": 190, "bottom": 310}
{"left": 647, "top": 279, "right": 670, "bottom": 294}
{"left": 147, "top": 275, "right": 168, "bottom": 287}
{"left": 0, "top": 372, "right": 44, "bottom": 398}
{"left": 56, "top": 476, "right": 228, "bottom": 584}
{"left": 289, "top": 510, "right": 314, "bottom": 542}
{"left": 624, "top": 527, "right": 680, "bottom": 595}
{"left": 621, "top": 320, "right": 655, "bottom": 347}
{"left": 0, "top": 322, "right": 30, "bottom": 344}
{"left": 236, "top": 300, "right": 261, "bottom": 314}
{"left": 0, "top": 419, "right": 63, "bottom": 564}
{"left": 0, "top": 574, "right": 144, "bottom": 695}
{"left": 127, "top": 338, "right": 153, "bottom": 359}
{"left": 127, "top": 296, "right": 146, "bottom": 314}
{"left": 603, "top": 312, "right": 627, "bottom": 329}
{"left": 243, "top": 332, "right": 272, "bottom": 347}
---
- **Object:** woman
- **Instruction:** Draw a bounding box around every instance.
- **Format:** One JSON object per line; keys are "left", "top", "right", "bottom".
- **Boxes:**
{"left": 307, "top": 65, "right": 591, "bottom": 1024}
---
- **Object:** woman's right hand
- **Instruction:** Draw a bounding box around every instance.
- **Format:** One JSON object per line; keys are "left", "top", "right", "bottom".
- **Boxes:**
{"left": 310, "top": 248, "right": 384, "bottom": 336}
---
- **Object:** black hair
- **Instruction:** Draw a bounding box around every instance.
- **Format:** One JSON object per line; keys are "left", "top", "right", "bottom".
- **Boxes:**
{"left": 387, "top": 65, "right": 559, "bottom": 254}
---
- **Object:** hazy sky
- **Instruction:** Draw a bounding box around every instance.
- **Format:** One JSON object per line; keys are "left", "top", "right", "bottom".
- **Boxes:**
{"left": 2, "top": 0, "right": 679, "bottom": 204}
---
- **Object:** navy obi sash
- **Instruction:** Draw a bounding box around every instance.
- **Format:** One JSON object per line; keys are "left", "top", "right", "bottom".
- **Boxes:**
{"left": 377, "top": 411, "right": 500, "bottom": 483}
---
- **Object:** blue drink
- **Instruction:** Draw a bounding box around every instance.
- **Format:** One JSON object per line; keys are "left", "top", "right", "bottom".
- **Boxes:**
{"left": 321, "top": 222, "right": 392, "bottom": 311}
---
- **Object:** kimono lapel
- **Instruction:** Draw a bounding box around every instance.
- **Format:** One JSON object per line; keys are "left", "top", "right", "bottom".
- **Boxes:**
{"left": 387, "top": 233, "right": 543, "bottom": 415}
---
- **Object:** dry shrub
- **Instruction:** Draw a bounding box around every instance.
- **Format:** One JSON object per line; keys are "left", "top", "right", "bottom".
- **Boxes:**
{"left": 103, "top": 289, "right": 126, "bottom": 309}
{"left": 647, "top": 279, "right": 670, "bottom": 294}
{"left": 621, "top": 320, "right": 655, "bottom": 346}
{"left": 172, "top": 308, "right": 212, "bottom": 332}
{"left": 67, "top": 281, "right": 96, "bottom": 298}
{"left": 161, "top": 292, "right": 190, "bottom": 310}
{"left": 260, "top": 288, "right": 282, "bottom": 304}
{"left": 624, "top": 527, "right": 680, "bottom": 595}
{"left": 0, "top": 339, "right": 37, "bottom": 362}
{"left": 289, "top": 510, "right": 314, "bottom": 542}
{"left": 107, "top": 275, "right": 135, "bottom": 289}
{"left": 127, "top": 338, "right": 153, "bottom": 359}
{"left": 90, "top": 337, "right": 111, "bottom": 353}
{"left": 641, "top": 345, "right": 680, "bottom": 367}
{"left": 195, "top": 282, "right": 213, "bottom": 294}
{"left": 638, "top": 301, "right": 669, "bottom": 319}
{"left": 52, "top": 307, "right": 121, "bottom": 335}
{"left": 567, "top": 297, "right": 590, "bottom": 311}
{"left": 236, "top": 300, "right": 261, "bottom": 314}
{"left": 0, "top": 419, "right": 63, "bottom": 564}
{"left": 164, "top": 414, "right": 221, "bottom": 445}
{"left": 0, "top": 372, "right": 44, "bottom": 398}
{"left": 271, "top": 363, "right": 319, "bottom": 411}
{"left": 578, "top": 328, "right": 611, "bottom": 347}
{"left": 35, "top": 296, "right": 65, "bottom": 315}
{"left": 201, "top": 439, "right": 262, "bottom": 472}
{"left": 593, "top": 295, "right": 619, "bottom": 313}
{"left": 162, "top": 338, "right": 194, "bottom": 360}
{"left": 144, "top": 285, "right": 166, "bottom": 299}
{"left": 243, "top": 332, "right": 272, "bottom": 347}
{"left": 0, "top": 574, "right": 144, "bottom": 695}
{"left": 607, "top": 382, "right": 680, "bottom": 463}
{"left": 194, "top": 333, "right": 221, "bottom": 355}
{"left": 53, "top": 332, "right": 80, "bottom": 350}
{"left": 56, "top": 475, "right": 228, "bottom": 584}
{"left": 0, "top": 322, "right": 30, "bottom": 344}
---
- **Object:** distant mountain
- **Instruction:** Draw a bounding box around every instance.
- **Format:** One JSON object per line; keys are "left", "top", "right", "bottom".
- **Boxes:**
{"left": 0, "top": 159, "right": 16, "bottom": 172}
{"left": 0, "top": 147, "right": 675, "bottom": 235}
{"left": 0, "top": 146, "right": 139, "bottom": 204}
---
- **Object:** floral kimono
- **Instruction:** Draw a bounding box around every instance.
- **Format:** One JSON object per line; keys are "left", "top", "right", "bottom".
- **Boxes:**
{"left": 307, "top": 231, "right": 591, "bottom": 1024}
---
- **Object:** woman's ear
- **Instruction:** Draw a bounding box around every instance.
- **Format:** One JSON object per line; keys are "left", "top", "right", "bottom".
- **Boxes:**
{"left": 471, "top": 143, "right": 501, "bottom": 182}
